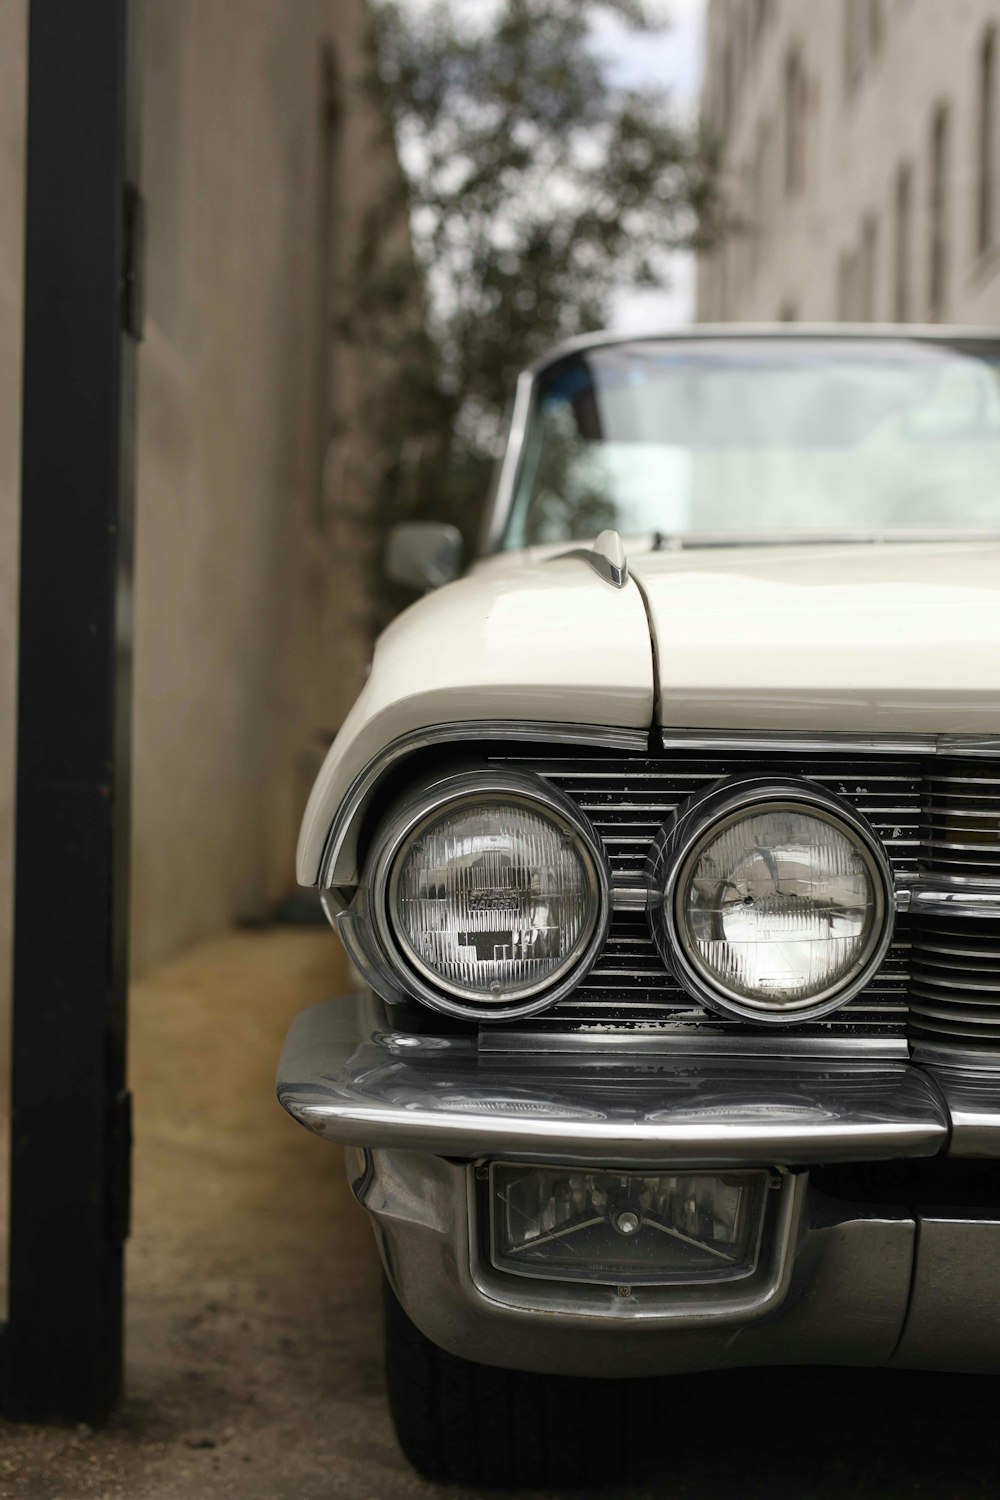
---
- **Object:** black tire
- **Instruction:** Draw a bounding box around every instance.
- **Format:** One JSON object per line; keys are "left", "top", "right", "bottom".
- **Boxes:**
{"left": 383, "top": 1280, "right": 661, "bottom": 1488}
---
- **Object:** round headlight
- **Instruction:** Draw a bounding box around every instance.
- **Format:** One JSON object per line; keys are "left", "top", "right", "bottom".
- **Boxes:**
{"left": 370, "top": 771, "right": 609, "bottom": 1021}
{"left": 650, "top": 780, "right": 894, "bottom": 1023}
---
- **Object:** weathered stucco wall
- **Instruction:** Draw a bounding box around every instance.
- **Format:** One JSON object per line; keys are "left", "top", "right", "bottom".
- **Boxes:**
{"left": 0, "top": 0, "right": 413, "bottom": 997}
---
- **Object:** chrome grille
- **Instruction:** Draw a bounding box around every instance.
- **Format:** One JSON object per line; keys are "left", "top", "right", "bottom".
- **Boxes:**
{"left": 488, "top": 745, "right": 922, "bottom": 1044}
{"left": 910, "top": 918, "right": 1000, "bottom": 1051}
{"left": 925, "top": 761, "right": 1000, "bottom": 876}
{"left": 557, "top": 910, "right": 912, "bottom": 1041}
{"left": 528, "top": 751, "right": 923, "bottom": 884}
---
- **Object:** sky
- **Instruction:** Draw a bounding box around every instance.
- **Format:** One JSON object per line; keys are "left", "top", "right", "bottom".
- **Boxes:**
{"left": 590, "top": 0, "right": 706, "bottom": 119}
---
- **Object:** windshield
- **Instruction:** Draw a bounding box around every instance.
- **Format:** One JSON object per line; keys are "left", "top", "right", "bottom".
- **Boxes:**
{"left": 503, "top": 337, "right": 1000, "bottom": 547}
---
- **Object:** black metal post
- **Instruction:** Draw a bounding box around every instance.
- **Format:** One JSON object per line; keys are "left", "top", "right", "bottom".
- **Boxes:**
{"left": 4, "top": 0, "right": 142, "bottom": 1424}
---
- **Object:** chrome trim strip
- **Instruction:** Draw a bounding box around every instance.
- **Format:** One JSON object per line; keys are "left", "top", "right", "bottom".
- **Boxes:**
{"left": 610, "top": 883, "right": 647, "bottom": 912}
{"left": 651, "top": 528, "right": 1000, "bottom": 550}
{"left": 277, "top": 997, "right": 948, "bottom": 1165}
{"left": 911, "top": 972, "right": 1000, "bottom": 993}
{"left": 481, "top": 370, "right": 535, "bottom": 554}
{"left": 914, "top": 940, "right": 1000, "bottom": 959}
{"left": 547, "top": 545, "right": 628, "bottom": 588}
{"left": 521, "top": 324, "right": 1000, "bottom": 378}
{"left": 936, "top": 738, "right": 1000, "bottom": 757}
{"left": 477, "top": 1030, "right": 909, "bottom": 1059}
{"left": 909, "top": 882, "right": 1000, "bottom": 918}
{"left": 660, "top": 729, "right": 1000, "bottom": 757}
{"left": 924, "top": 838, "right": 1000, "bottom": 853}
{"left": 928, "top": 776, "right": 1000, "bottom": 787}
{"left": 318, "top": 720, "right": 650, "bottom": 892}
{"left": 927, "top": 807, "right": 1000, "bottom": 820}
{"left": 913, "top": 1042, "right": 1000, "bottom": 1073}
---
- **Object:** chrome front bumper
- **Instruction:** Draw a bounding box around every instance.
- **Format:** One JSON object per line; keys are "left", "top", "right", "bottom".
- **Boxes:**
{"left": 277, "top": 997, "right": 1000, "bottom": 1376}
{"left": 278, "top": 997, "right": 951, "bottom": 1166}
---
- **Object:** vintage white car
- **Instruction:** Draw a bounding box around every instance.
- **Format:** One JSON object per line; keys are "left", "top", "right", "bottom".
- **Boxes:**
{"left": 279, "top": 328, "right": 1000, "bottom": 1487}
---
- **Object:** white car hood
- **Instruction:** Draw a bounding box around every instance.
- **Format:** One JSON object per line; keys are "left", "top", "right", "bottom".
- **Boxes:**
{"left": 628, "top": 539, "right": 1000, "bottom": 736}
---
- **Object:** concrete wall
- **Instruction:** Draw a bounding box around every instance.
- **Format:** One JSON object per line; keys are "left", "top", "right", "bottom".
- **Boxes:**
{"left": 698, "top": 0, "right": 1000, "bottom": 326}
{"left": 0, "top": 0, "right": 413, "bottom": 1003}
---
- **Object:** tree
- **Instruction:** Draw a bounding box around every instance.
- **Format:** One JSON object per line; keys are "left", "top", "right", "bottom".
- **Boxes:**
{"left": 355, "top": 0, "right": 720, "bottom": 622}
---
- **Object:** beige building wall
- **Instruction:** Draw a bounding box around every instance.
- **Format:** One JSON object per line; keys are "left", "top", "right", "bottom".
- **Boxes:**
{"left": 0, "top": 0, "right": 414, "bottom": 1011}
{"left": 698, "top": 0, "right": 1000, "bottom": 328}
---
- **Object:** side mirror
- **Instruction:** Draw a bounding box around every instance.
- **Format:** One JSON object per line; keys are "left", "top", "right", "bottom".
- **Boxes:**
{"left": 385, "top": 522, "right": 463, "bottom": 592}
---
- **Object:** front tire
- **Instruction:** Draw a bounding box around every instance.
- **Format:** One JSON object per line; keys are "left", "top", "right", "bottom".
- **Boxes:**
{"left": 383, "top": 1280, "right": 660, "bottom": 1488}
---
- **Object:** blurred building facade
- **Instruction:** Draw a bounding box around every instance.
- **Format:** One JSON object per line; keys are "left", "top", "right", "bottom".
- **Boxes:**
{"left": 698, "top": 0, "right": 1000, "bottom": 326}
{"left": 0, "top": 0, "right": 415, "bottom": 1004}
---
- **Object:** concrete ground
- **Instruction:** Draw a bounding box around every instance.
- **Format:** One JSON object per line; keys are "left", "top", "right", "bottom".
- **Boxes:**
{"left": 1, "top": 926, "right": 1000, "bottom": 1500}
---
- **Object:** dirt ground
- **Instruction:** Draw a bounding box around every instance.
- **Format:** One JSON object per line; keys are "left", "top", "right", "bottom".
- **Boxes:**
{"left": 2, "top": 926, "right": 1000, "bottom": 1500}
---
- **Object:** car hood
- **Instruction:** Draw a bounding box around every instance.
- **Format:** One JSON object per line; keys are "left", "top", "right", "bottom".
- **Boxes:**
{"left": 627, "top": 539, "right": 1000, "bottom": 736}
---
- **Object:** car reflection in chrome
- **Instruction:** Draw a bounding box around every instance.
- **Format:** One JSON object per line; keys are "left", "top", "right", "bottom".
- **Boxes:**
{"left": 437, "top": 1093, "right": 607, "bottom": 1119}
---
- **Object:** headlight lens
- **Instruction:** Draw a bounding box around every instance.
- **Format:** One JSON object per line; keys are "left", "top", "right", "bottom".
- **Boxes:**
{"left": 386, "top": 793, "right": 603, "bottom": 1010}
{"left": 675, "top": 800, "right": 886, "bottom": 1012}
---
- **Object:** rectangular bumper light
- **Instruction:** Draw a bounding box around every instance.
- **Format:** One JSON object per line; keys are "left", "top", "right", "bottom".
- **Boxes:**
{"left": 489, "top": 1163, "right": 769, "bottom": 1287}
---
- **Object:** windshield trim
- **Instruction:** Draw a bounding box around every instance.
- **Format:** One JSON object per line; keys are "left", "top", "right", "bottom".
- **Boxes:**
{"left": 644, "top": 528, "right": 1000, "bottom": 551}
{"left": 481, "top": 330, "right": 1000, "bottom": 555}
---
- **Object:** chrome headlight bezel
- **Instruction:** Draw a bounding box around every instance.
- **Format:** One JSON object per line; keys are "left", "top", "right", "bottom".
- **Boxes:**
{"left": 363, "top": 766, "right": 612, "bottom": 1022}
{"left": 647, "top": 776, "right": 896, "bottom": 1025}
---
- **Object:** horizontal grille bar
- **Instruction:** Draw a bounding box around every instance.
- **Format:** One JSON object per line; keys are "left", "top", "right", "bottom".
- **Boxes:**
{"left": 532, "top": 754, "right": 924, "bottom": 885}
{"left": 925, "top": 761, "right": 1000, "bottom": 878}
{"left": 909, "top": 913, "right": 1000, "bottom": 1054}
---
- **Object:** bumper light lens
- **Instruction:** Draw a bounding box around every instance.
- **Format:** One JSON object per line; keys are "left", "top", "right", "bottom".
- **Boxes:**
{"left": 489, "top": 1164, "right": 768, "bottom": 1286}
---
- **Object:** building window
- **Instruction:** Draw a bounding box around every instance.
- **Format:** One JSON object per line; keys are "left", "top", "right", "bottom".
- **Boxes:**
{"left": 844, "top": 0, "right": 865, "bottom": 95}
{"left": 860, "top": 213, "right": 878, "bottom": 320}
{"left": 837, "top": 216, "right": 878, "bottom": 322}
{"left": 893, "top": 162, "right": 912, "bottom": 322}
{"left": 929, "top": 104, "right": 949, "bottom": 320}
{"left": 837, "top": 249, "right": 857, "bottom": 321}
{"left": 751, "top": 122, "right": 767, "bottom": 274}
{"left": 845, "top": 0, "right": 883, "bottom": 95}
{"left": 784, "top": 49, "right": 807, "bottom": 196}
{"left": 752, "top": 0, "right": 770, "bottom": 46}
{"left": 720, "top": 39, "right": 734, "bottom": 139}
{"left": 977, "top": 28, "right": 997, "bottom": 254}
